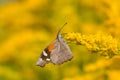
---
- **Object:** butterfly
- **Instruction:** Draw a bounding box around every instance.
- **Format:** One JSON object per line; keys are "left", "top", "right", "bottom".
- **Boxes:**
{"left": 36, "top": 23, "right": 73, "bottom": 67}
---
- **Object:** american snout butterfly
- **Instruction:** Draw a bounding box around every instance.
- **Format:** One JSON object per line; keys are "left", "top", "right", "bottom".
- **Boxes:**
{"left": 36, "top": 23, "right": 73, "bottom": 67}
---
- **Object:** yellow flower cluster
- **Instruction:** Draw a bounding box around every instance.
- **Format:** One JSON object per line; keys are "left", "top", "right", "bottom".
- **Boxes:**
{"left": 64, "top": 32, "right": 119, "bottom": 58}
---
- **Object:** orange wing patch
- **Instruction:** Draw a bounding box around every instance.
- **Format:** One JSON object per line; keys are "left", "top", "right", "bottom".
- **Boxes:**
{"left": 47, "top": 41, "right": 55, "bottom": 52}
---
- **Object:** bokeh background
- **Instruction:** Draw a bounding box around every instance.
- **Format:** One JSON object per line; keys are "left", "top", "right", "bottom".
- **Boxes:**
{"left": 0, "top": 0, "right": 120, "bottom": 80}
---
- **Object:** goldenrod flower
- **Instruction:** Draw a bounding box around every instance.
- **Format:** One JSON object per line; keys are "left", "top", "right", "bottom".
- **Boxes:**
{"left": 64, "top": 32, "right": 119, "bottom": 58}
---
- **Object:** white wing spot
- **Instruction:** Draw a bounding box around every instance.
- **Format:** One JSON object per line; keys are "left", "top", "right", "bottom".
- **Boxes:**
{"left": 43, "top": 51, "right": 48, "bottom": 56}
{"left": 46, "top": 58, "right": 51, "bottom": 61}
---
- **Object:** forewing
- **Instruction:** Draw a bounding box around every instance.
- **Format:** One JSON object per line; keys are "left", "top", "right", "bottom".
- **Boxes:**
{"left": 36, "top": 40, "right": 56, "bottom": 67}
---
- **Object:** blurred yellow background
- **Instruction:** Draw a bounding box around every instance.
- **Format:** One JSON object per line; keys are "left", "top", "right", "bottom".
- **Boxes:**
{"left": 0, "top": 0, "right": 120, "bottom": 80}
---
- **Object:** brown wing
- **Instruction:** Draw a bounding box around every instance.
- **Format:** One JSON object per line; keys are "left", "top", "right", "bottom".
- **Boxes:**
{"left": 50, "top": 37, "right": 73, "bottom": 65}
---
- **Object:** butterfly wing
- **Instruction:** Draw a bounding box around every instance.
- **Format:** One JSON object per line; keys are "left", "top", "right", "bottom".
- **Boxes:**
{"left": 36, "top": 40, "right": 56, "bottom": 67}
{"left": 50, "top": 37, "right": 73, "bottom": 65}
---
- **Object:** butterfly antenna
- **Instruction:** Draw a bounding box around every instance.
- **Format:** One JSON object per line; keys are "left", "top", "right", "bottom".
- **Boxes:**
{"left": 57, "top": 22, "right": 67, "bottom": 35}
{"left": 57, "top": 22, "right": 67, "bottom": 40}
